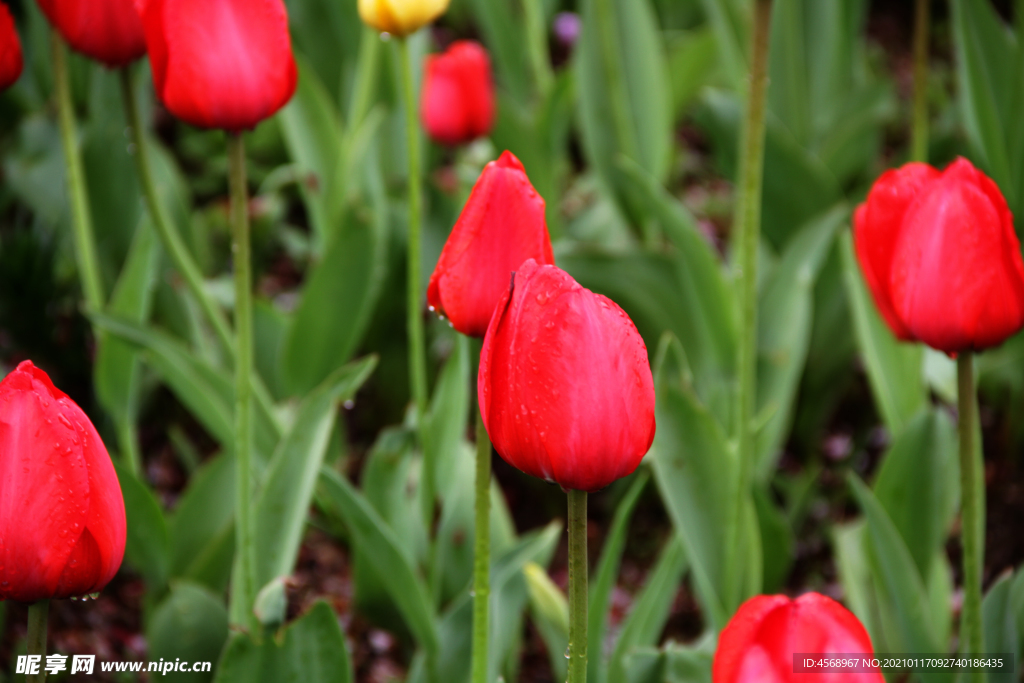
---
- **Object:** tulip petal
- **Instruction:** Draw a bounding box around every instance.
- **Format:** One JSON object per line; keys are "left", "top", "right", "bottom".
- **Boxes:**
{"left": 892, "top": 158, "right": 1024, "bottom": 352}
{"left": 0, "top": 362, "right": 125, "bottom": 601}
{"left": 0, "top": 3, "right": 23, "bottom": 90}
{"left": 479, "top": 260, "right": 656, "bottom": 492}
{"left": 140, "top": 0, "right": 297, "bottom": 131}
{"left": 36, "top": 0, "right": 145, "bottom": 67}
{"left": 428, "top": 151, "right": 553, "bottom": 337}
{"left": 853, "top": 162, "right": 939, "bottom": 341}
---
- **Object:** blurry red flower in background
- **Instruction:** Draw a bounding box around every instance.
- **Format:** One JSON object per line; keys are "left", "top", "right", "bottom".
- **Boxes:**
{"left": 421, "top": 40, "right": 494, "bottom": 146}
{"left": 0, "top": 2, "right": 22, "bottom": 90}
{"left": 36, "top": 0, "right": 145, "bottom": 67}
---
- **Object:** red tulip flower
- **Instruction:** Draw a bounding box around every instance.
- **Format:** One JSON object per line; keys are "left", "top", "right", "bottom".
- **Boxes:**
{"left": 421, "top": 40, "right": 495, "bottom": 146}
{"left": 0, "top": 362, "right": 126, "bottom": 602}
{"left": 428, "top": 151, "right": 554, "bottom": 337}
{"left": 36, "top": 0, "right": 145, "bottom": 68}
{"left": 854, "top": 157, "right": 1024, "bottom": 354}
{"left": 136, "top": 0, "right": 298, "bottom": 131}
{"left": 713, "top": 593, "right": 883, "bottom": 683}
{"left": 478, "top": 259, "right": 656, "bottom": 492}
{"left": 0, "top": 2, "right": 21, "bottom": 90}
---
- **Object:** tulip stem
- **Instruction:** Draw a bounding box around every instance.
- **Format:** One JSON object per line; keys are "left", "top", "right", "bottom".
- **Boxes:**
{"left": 227, "top": 133, "right": 255, "bottom": 630}
{"left": 119, "top": 68, "right": 236, "bottom": 361}
{"left": 724, "top": 0, "right": 773, "bottom": 615}
{"left": 567, "top": 488, "right": 588, "bottom": 683}
{"left": 397, "top": 38, "right": 433, "bottom": 533}
{"left": 51, "top": 31, "right": 104, "bottom": 313}
{"left": 26, "top": 600, "right": 48, "bottom": 683}
{"left": 957, "top": 353, "right": 984, "bottom": 678}
{"left": 119, "top": 70, "right": 281, "bottom": 442}
{"left": 911, "top": 0, "right": 929, "bottom": 163}
{"left": 471, "top": 341, "right": 492, "bottom": 683}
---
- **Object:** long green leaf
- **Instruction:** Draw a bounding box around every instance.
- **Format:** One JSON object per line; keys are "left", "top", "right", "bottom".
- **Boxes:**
{"left": 589, "top": 470, "right": 650, "bottom": 683}
{"left": 608, "top": 535, "right": 689, "bottom": 683}
{"left": 576, "top": 0, "right": 672, "bottom": 211}
{"left": 94, "top": 221, "right": 160, "bottom": 461}
{"left": 754, "top": 205, "right": 844, "bottom": 478}
{"left": 951, "top": 0, "right": 1018, "bottom": 212}
{"left": 169, "top": 453, "right": 236, "bottom": 592}
{"left": 982, "top": 572, "right": 1020, "bottom": 683}
{"left": 317, "top": 467, "right": 438, "bottom": 654}
{"left": 252, "top": 356, "right": 377, "bottom": 591}
{"left": 115, "top": 461, "right": 169, "bottom": 589}
{"left": 649, "top": 380, "right": 732, "bottom": 629}
{"left": 149, "top": 582, "right": 228, "bottom": 683}
{"left": 839, "top": 232, "right": 924, "bottom": 436}
{"left": 848, "top": 474, "right": 944, "bottom": 662}
{"left": 872, "top": 408, "right": 958, "bottom": 577}
{"left": 91, "top": 313, "right": 280, "bottom": 465}
{"left": 214, "top": 601, "right": 352, "bottom": 683}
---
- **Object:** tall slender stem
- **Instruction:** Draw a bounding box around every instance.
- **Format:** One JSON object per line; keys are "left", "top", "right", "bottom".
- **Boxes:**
{"left": 397, "top": 38, "right": 432, "bottom": 528}
{"left": 26, "top": 601, "right": 49, "bottom": 683}
{"left": 228, "top": 134, "right": 255, "bottom": 629}
{"left": 471, "top": 339, "right": 492, "bottom": 683}
{"left": 911, "top": 0, "right": 930, "bottom": 163}
{"left": 567, "top": 489, "right": 588, "bottom": 683}
{"left": 957, "top": 354, "right": 984, "bottom": 678}
{"left": 52, "top": 31, "right": 103, "bottom": 312}
{"left": 120, "top": 70, "right": 280, "bottom": 438}
{"left": 724, "top": 0, "right": 773, "bottom": 614}
{"left": 119, "top": 68, "right": 235, "bottom": 359}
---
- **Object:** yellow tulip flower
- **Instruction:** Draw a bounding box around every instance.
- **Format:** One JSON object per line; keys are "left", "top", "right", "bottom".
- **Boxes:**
{"left": 358, "top": 0, "right": 450, "bottom": 37}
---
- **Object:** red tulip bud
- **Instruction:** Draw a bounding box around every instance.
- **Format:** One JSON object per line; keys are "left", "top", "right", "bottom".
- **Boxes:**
{"left": 428, "top": 151, "right": 554, "bottom": 337}
{"left": 0, "top": 2, "right": 22, "bottom": 90}
{"left": 0, "top": 362, "right": 126, "bottom": 602}
{"left": 855, "top": 157, "right": 1024, "bottom": 353}
{"left": 136, "top": 0, "right": 298, "bottom": 132}
{"left": 478, "top": 259, "right": 656, "bottom": 492}
{"left": 36, "top": 0, "right": 145, "bottom": 68}
{"left": 420, "top": 40, "right": 495, "bottom": 146}
{"left": 713, "top": 593, "right": 883, "bottom": 683}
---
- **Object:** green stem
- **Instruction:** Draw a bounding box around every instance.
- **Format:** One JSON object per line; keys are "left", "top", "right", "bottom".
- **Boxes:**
{"left": 228, "top": 134, "right": 255, "bottom": 629}
{"left": 911, "top": 0, "right": 930, "bottom": 163}
{"left": 522, "top": 0, "right": 553, "bottom": 97}
{"left": 116, "top": 419, "right": 141, "bottom": 479}
{"left": 119, "top": 68, "right": 235, "bottom": 359}
{"left": 724, "top": 0, "right": 773, "bottom": 614}
{"left": 52, "top": 31, "right": 103, "bottom": 312}
{"left": 957, "top": 354, "right": 984, "bottom": 677}
{"left": 567, "top": 489, "right": 588, "bottom": 683}
{"left": 119, "top": 69, "right": 281, "bottom": 438}
{"left": 397, "top": 38, "right": 432, "bottom": 529}
{"left": 471, "top": 340, "right": 492, "bottom": 683}
{"left": 26, "top": 601, "right": 48, "bottom": 683}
